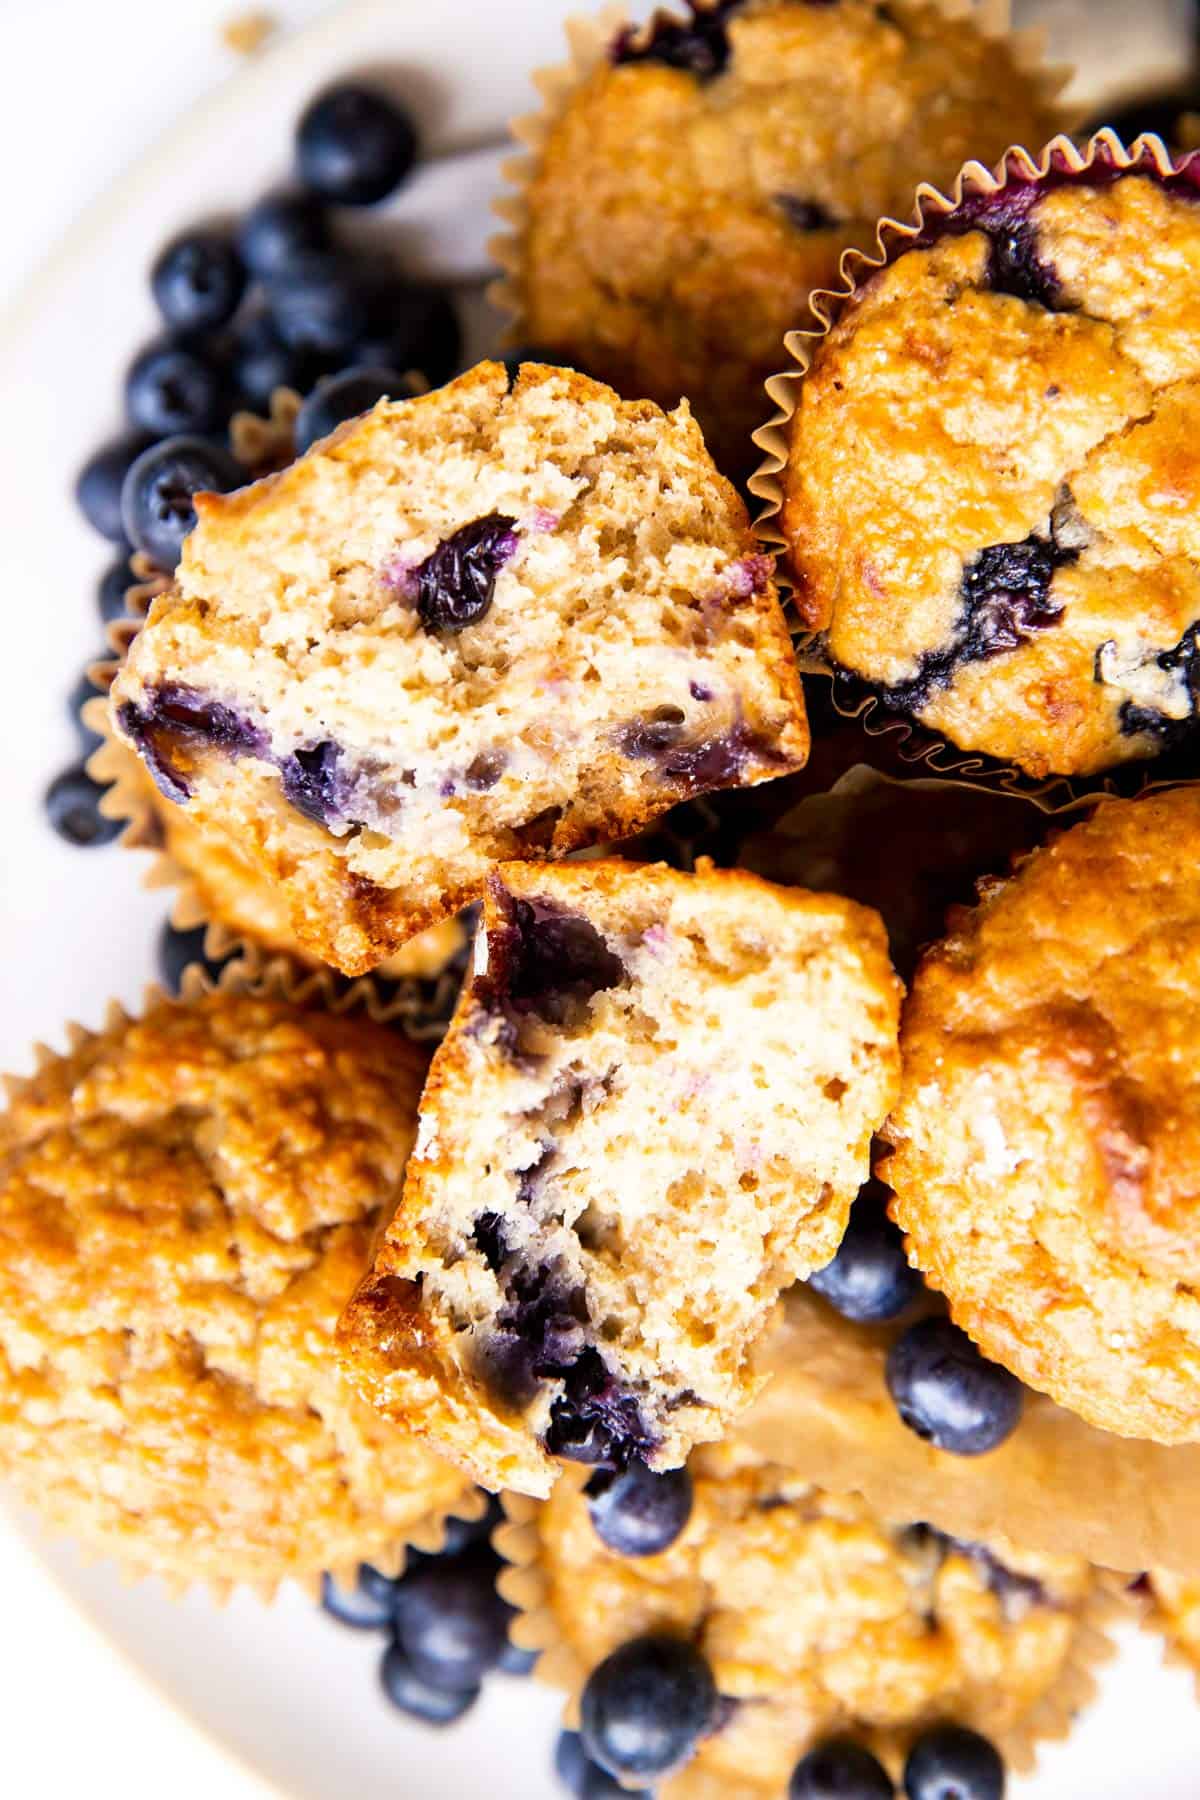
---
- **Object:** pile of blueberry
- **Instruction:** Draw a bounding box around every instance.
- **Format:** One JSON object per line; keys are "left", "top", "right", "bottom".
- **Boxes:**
{"left": 320, "top": 1494, "right": 536, "bottom": 1725}
{"left": 58, "top": 78, "right": 463, "bottom": 851}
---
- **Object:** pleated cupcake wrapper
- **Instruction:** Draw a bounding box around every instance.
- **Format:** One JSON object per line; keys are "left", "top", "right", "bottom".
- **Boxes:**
{"left": 486, "top": 0, "right": 1071, "bottom": 387}
{"left": 750, "top": 127, "right": 1200, "bottom": 812}
{"left": 1124, "top": 1575, "right": 1200, "bottom": 1699}
{"left": 492, "top": 1465, "right": 1122, "bottom": 1781}
{"left": 1, "top": 962, "right": 488, "bottom": 1601}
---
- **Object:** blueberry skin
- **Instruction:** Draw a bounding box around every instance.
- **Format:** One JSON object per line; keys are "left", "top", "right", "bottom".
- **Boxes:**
{"left": 789, "top": 1738, "right": 895, "bottom": 1800}
{"left": 125, "top": 338, "right": 230, "bottom": 439}
{"left": 904, "top": 1725, "right": 1005, "bottom": 1800}
{"left": 320, "top": 1566, "right": 395, "bottom": 1631}
{"left": 44, "top": 765, "right": 121, "bottom": 848}
{"left": 379, "top": 1641, "right": 479, "bottom": 1725}
{"left": 496, "top": 1637, "right": 539, "bottom": 1677}
{"left": 554, "top": 1731, "right": 650, "bottom": 1800}
{"left": 265, "top": 252, "right": 373, "bottom": 356}
{"left": 437, "top": 1492, "right": 504, "bottom": 1558}
{"left": 293, "top": 366, "right": 405, "bottom": 454}
{"left": 97, "top": 557, "right": 134, "bottom": 626}
{"left": 121, "top": 436, "right": 243, "bottom": 570}
{"left": 392, "top": 1546, "right": 514, "bottom": 1692}
{"left": 808, "top": 1180, "right": 921, "bottom": 1324}
{"left": 580, "top": 1634, "right": 717, "bottom": 1782}
{"left": 238, "top": 188, "right": 330, "bottom": 278}
{"left": 151, "top": 229, "right": 246, "bottom": 334}
{"left": 232, "top": 312, "right": 324, "bottom": 412}
{"left": 347, "top": 287, "right": 462, "bottom": 388}
{"left": 586, "top": 1461, "right": 694, "bottom": 1558}
{"left": 75, "top": 432, "right": 151, "bottom": 542}
{"left": 156, "top": 921, "right": 231, "bottom": 996}
{"left": 886, "top": 1317, "right": 1023, "bottom": 1457}
{"left": 68, "top": 666, "right": 105, "bottom": 756}
{"left": 296, "top": 83, "right": 419, "bottom": 206}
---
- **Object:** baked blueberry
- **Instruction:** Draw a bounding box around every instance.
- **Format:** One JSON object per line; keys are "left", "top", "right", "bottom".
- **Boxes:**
{"left": 156, "top": 921, "right": 231, "bottom": 996}
{"left": 580, "top": 1634, "right": 717, "bottom": 1782}
{"left": 379, "top": 1640, "right": 479, "bottom": 1724}
{"left": 347, "top": 286, "right": 462, "bottom": 388}
{"left": 238, "top": 188, "right": 331, "bottom": 278}
{"left": 789, "top": 1738, "right": 895, "bottom": 1800}
{"left": 903, "top": 1725, "right": 1005, "bottom": 1800}
{"left": 120, "top": 436, "right": 242, "bottom": 570}
{"left": 807, "top": 1177, "right": 921, "bottom": 1323}
{"left": 296, "top": 82, "right": 419, "bottom": 206}
{"left": 293, "top": 366, "right": 406, "bottom": 454}
{"left": 586, "top": 1460, "right": 694, "bottom": 1557}
{"left": 69, "top": 665, "right": 105, "bottom": 757}
{"left": 75, "top": 432, "right": 151, "bottom": 543}
{"left": 886, "top": 1317, "right": 1022, "bottom": 1456}
{"left": 44, "top": 765, "right": 121, "bottom": 848}
{"left": 613, "top": 0, "right": 742, "bottom": 78}
{"left": 320, "top": 1564, "right": 396, "bottom": 1630}
{"left": 416, "top": 513, "right": 520, "bottom": 634}
{"left": 125, "top": 337, "right": 231, "bottom": 439}
{"left": 437, "top": 1493, "right": 505, "bottom": 1558}
{"left": 232, "top": 312, "right": 323, "bottom": 412}
{"left": 265, "top": 252, "right": 373, "bottom": 356}
{"left": 392, "top": 1546, "right": 514, "bottom": 1691}
{"left": 97, "top": 557, "right": 134, "bottom": 626}
{"left": 554, "top": 1731, "right": 650, "bottom": 1800}
{"left": 150, "top": 229, "right": 246, "bottom": 334}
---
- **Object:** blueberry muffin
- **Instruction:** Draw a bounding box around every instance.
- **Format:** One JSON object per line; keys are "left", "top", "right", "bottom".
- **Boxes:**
{"left": 338, "top": 857, "right": 901, "bottom": 1497}
{"left": 780, "top": 143, "right": 1200, "bottom": 778}
{"left": 514, "top": 1440, "right": 1103, "bottom": 1794}
{"left": 511, "top": 0, "right": 1060, "bottom": 476}
{"left": 109, "top": 361, "right": 808, "bottom": 976}
{"left": 886, "top": 790, "right": 1200, "bottom": 1445}
{"left": 0, "top": 991, "right": 475, "bottom": 1589}
{"left": 1146, "top": 1570, "right": 1200, "bottom": 1684}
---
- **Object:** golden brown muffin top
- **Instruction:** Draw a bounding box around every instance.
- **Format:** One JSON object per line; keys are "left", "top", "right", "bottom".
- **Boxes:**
{"left": 782, "top": 155, "right": 1200, "bottom": 776}
{"left": 0, "top": 992, "right": 474, "bottom": 1588}
{"left": 531, "top": 1439, "right": 1095, "bottom": 1794}
{"left": 888, "top": 789, "right": 1200, "bottom": 1444}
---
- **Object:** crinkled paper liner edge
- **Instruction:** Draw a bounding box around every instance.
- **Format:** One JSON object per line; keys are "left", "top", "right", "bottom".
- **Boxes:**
{"left": 750, "top": 128, "right": 1197, "bottom": 813}
{"left": 1124, "top": 1576, "right": 1200, "bottom": 1702}
{"left": 0, "top": 963, "right": 485, "bottom": 1603}
{"left": 484, "top": 0, "right": 1069, "bottom": 354}
{"left": 491, "top": 1472, "right": 1122, "bottom": 1777}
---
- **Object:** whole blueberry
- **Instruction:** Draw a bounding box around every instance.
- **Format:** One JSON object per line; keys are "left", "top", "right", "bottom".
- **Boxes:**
{"left": 554, "top": 1730, "right": 651, "bottom": 1800}
{"left": 75, "top": 432, "right": 151, "bottom": 542}
{"left": 238, "top": 188, "right": 330, "bottom": 278}
{"left": 296, "top": 82, "right": 419, "bottom": 206}
{"left": 808, "top": 1179, "right": 921, "bottom": 1323}
{"left": 121, "top": 436, "right": 242, "bottom": 570}
{"left": 44, "top": 765, "right": 121, "bottom": 847}
{"left": 125, "top": 337, "right": 230, "bottom": 438}
{"left": 437, "top": 1492, "right": 505, "bottom": 1558}
{"left": 392, "top": 1546, "right": 514, "bottom": 1691}
{"left": 347, "top": 287, "right": 462, "bottom": 387}
{"left": 586, "top": 1460, "right": 693, "bottom": 1558}
{"left": 231, "top": 312, "right": 324, "bottom": 412}
{"left": 265, "top": 252, "right": 373, "bottom": 356}
{"left": 97, "top": 557, "right": 134, "bottom": 626}
{"left": 886, "top": 1317, "right": 1023, "bottom": 1457}
{"left": 151, "top": 229, "right": 246, "bottom": 334}
{"left": 379, "top": 1640, "right": 479, "bottom": 1725}
{"left": 156, "top": 921, "right": 232, "bottom": 996}
{"left": 904, "top": 1725, "right": 1005, "bottom": 1800}
{"left": 293, "top": 366, "right": 405, "bottom": 453}
{"left": 580, "top": 1634, "right": 717, "bottom": 1782}
{"left": 790, "top": 1738, "right": 895, "bottom": 1799}
{"left": 68, "top": 665, "right": 105, "bottom": 756}
{"left": 320, "top": 1564, "right": 396, "bottom": 1631}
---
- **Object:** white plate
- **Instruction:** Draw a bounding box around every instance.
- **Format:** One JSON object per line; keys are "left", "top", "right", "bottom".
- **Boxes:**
{"left": 1, "top": 0, "right": 1199, "bottom": 1794}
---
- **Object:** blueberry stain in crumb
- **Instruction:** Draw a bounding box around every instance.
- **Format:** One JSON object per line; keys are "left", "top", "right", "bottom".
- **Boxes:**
{"left": 416, "top": 514, "right": 520, "bottom": 634}
{"left": 280, "top": 740, "right": 346, "bottom": 826}
{"left": 613, "top": 1, "right": 745, "bottom": 78}
{"left": 481, "top": 891, "right": 626, "bottom": 1027}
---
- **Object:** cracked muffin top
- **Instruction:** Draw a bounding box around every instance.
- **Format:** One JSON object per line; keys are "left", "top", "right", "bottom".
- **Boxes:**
{"left": 109, "top": 361, "right": 807, "bottom": 976}
{"left": 0, "top": 991, "right": 474, "bottom": 1589}
{"left": 525, "top": 1439, "right": 1099, "bottom": 1795}
{"left": 780, "top": 147, "right": 1200, "bottom": 777}
{"left": 516, "top": 0, "right": 1059, "bottom": 478}
{"left": 887, "top": 789, "right": 1200, "bottom": 1446}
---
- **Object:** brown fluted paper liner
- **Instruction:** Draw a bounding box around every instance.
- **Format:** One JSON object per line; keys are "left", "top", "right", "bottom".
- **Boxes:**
{"left": 750, "top": 128, "right": 1198, "bottom": 807}
{"left": 0, "top": 959, "right": 485, "bottom": 1600}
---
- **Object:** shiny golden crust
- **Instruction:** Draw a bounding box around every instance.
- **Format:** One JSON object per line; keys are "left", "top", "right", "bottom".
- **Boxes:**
{"left": 519, "top": 0, "right": 1059, "bottom": 477}
{"left": 527, "top": 1441, "right": 1098, "bottom": 1792}
{"left": 782, "top": 167, "right": 1200, "bottom": 777}
{"left": 887, "top": 791, "right": 1200, "bottom": 1444}
{"left": 0, "top": 993, "right": 473, "bottom": 1588}
{"left": 110, "top": 361, "right": 807, "bottom": 976}
{"left": 340, "top": 857, "right": 901, "bottom": 1496}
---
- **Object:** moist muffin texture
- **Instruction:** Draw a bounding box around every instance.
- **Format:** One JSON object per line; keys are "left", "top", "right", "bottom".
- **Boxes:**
{"left": 886, "top": 790, "right": 1200, "bottom": 1445}
{"left": 0, "top": 992, "right": 474, "bottom": 1588}
{"left": 338, "top": 857, "right": 901, "bottom": 1497}
{"left": 781, "top": 146, "right": 1200, "bottom": 777}
{"left": 525, "top": 1440, "right": 1099, "bottom": 1793}
{"left": 109, "top": 361, "right": 808, "bottom": 976}
{"left": 514, "top": 0, "right": 1060, "bottom": 477}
